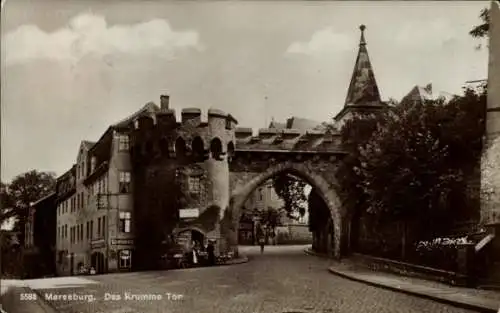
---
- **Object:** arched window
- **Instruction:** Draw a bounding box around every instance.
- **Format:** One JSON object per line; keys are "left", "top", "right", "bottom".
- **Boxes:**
{"left": 159, "top": 138, "right": 169, "bottom": 156}
{"left": 191, "top": 137, "right": 205, "bottom": 162}
{"left": 210, "top": 138, "right": 223, "bottom": 160}
{"left": 175, "top": 137, "right": 186, "bottom": 159}
{"left": 227, "top": 141, "right": 235, "bottom": 162}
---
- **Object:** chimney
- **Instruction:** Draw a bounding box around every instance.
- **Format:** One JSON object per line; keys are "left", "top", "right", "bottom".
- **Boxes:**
{"left": 160, "top": 94, "right": 170, "bottom": 111}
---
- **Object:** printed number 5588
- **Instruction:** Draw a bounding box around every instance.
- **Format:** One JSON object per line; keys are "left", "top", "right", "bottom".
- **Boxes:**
{"left": 20, "top": 293, "right": 37, "bottom": 301}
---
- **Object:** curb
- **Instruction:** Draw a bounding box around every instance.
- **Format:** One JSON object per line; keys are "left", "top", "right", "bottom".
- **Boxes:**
{"left": 304, "top": 248, "right": 498, "bottom": 313}
{"left": 327, "top": 267, "right": 497, "bottom": 313}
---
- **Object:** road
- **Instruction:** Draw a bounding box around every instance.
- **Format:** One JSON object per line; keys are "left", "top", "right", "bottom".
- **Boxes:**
{"left": 32, "top": 245, "right": 476, "bottom": 313}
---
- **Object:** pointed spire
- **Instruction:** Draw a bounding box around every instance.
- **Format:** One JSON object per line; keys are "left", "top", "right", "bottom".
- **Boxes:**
{"left": 344, "top": 25, "right": 382, "bottom": 107}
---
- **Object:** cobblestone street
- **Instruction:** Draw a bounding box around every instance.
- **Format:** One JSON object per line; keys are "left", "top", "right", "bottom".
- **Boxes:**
{"left": 31, "top": 245, "right": 480, "bottom": 313}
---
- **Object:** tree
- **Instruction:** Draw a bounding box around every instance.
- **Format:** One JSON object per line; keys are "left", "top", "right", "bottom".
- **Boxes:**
{"left": 2, "top": 171, "right": 56, "bottom": 245}
{"left": 335, "top": 86, "right": 486, "bottom": 259}
{"left": 470, "top": 8, "right": 490, "bottom": 39}
{"left": 259, "top": 206, "right": 282, "bottom": 231}
{"left": 272, "top": 174, "right": 308, "bottom": 220}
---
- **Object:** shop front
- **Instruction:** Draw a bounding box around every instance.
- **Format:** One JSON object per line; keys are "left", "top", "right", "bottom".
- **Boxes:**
{"left": 108, "top": 238, "right": 134, "bottom": 272}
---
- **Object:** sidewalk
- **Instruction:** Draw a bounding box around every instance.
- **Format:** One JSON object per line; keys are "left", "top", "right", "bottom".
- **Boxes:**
{"left": 305, "top": 248, "right": 500, "bottom": 313}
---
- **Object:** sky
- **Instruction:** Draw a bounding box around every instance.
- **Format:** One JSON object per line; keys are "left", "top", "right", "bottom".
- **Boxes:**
{"left": 1, "top": 0, "right": 490, "bottom": 182}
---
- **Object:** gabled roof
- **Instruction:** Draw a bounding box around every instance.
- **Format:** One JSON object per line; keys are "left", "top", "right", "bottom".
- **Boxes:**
{"left": 286, "top": 117, "right": 321, "bottom": 131}
{"left": 82, "top": 141, "right": 95, "bottom": 150}
{"left": 268, "top": 117, "right": 322, "bottom": 131}
{"left": 344, "top": 25, "right": 382, "bottom": 107}
{"left": 268, "top": 119, "right": 287, "bottom": 129}
{"left": 112, "top": 102, "right": 160, "bottom": 129}
{"left": 400, "top": 83, "right": 455, "bottom": 105}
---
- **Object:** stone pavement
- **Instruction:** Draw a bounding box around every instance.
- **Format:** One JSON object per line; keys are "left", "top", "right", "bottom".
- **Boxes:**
{"left": 304, "top": 247, "right": 500, "bottom": 313}
{"left": 16, "top": 245, "right": 484, "bottom": 313}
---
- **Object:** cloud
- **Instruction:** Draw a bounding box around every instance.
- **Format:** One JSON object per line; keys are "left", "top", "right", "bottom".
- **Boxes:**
{"left": 4, "top": 13, "right": 203, "bottom": 66}
{"left": 286, "top": 27, "right": 356, "bottom": 56}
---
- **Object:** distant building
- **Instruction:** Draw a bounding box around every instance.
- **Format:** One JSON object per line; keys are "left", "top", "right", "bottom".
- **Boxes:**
{"left": 400, "top": 83, "right": 455, "bottom": 106}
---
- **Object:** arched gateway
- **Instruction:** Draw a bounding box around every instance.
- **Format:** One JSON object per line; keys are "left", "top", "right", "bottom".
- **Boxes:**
{"left": 227, "top": 143, "right": 345, "bottom": 258}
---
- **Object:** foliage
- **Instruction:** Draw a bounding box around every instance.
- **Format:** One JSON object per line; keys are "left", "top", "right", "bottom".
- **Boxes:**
{"left": 338, "top": 87, "right": 485, "bottom": 241}
{"left": 1, "top": 170, "right": 56, "bottom": 245}
{"left": 470, "top": 8, "right": 490, "bottom": 39}
{"left": 336, "top": 114, "right": 383, "bottom": 217}
{"left": 259, "top": 206, "right": 282, "bottom": 230}
{"left": 134, "top": 169, "right": 186, "bottom": 269}
{"left": 272, "top": 174, "right": 307, "bottom": 220}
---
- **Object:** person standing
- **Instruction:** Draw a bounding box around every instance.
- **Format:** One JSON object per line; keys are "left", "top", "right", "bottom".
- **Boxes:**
{"left": 207, "top": 240, "right": 215, "bottom": 265}
{"left": 257, "top": 226, "right": 265, "bottom": 254}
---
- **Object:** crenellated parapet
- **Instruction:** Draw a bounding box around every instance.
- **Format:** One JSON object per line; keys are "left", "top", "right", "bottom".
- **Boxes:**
{"left": 128, "top": 103, "right": 237, "bottom": 163}
{"left": 233, "top": 126, "right": 343, "bottom": 154}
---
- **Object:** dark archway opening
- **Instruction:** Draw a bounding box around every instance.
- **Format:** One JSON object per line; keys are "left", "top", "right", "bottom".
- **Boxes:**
{"left": 159, "top": 137, "right": 169, "bottom": 156}
{"left": 91, "top": 252, "right": 106, "bottom": 274}
{"left": 192, "top": 137, "right": 205, "bottom": 162}
{"left": 210, "top": 138, "right": 223, "bottom": 161}
{"left": 175, "top": 137, "right": 186, "bottom": 159}
{"left": 236, "top": 173, "right": 335, "bottom": 254}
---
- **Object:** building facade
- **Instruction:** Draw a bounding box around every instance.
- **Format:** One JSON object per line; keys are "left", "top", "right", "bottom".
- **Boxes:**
{"left": 54, "top": 104, "right": 155, "bottom": 275}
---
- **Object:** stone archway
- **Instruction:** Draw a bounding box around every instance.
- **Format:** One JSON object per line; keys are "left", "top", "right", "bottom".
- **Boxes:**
{"left": 227, "top": 161, "right": 344, "bottom": 259}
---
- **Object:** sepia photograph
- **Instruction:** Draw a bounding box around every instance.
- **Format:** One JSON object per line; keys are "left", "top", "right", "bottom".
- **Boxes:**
{"left": 1, "top": 0, "right": 500, "bottom": 312}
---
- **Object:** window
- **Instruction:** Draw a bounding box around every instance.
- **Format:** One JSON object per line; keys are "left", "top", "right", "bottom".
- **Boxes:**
{"left": 86, "top": 222, "right": 90, "bottom": 240}
{"left": 191, "top": 137, "right": 205, "bottom": 162}
{"left": 97, "top": 217, "right": 101, "bottom": 237}
{"left": 188, "top": 175, "right": 202, "bottom": 195}
{"left": 81, "top": 192, "right": 85, "bottom": 208}
{"left": 80, "top": 224, "right": 83, "bottom": 241}
{"left": 119, "top": 212, "right": 131, "bottom": 233}
{"left": 210, "top": 138, "right": 223, "bottom": 160}
{"left": 64, "top": 225, "right": 67, "bottom": 238}
{"left": 119, "top": 135, "right": 130, "bottom": 151}
{"left": 119, "top": 172, "right": 131, "bottom": 193}
{"left": 119, "top": 250, "right": 132, "bottom": 269}
{"left": 90, "top": 221, "right": 94, "bottom": 240}
{"left": 102, "top": 216, "right": 106, "bottom": 236}
{"left": 70, "top": 227, "right": 74, "bottom": 244}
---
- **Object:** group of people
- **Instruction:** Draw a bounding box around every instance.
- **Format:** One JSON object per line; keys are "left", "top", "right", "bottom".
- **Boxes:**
{"left": 188, "top": 239, "right": 216, "bottom": 266}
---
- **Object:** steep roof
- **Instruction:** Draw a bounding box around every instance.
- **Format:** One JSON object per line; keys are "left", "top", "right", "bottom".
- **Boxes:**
{"left": 268, "top": 119, "right": 287, "bottom": 129}
{"left": 82, "top": 141, "right": 95, "bottom": 150}
{"left": 344, "top": 25, "right": 382, "bottom": 107}
{"left": 400, "top": 83, "right": 455, "bottom": 105}
{"left": 112, "top": 102, "right": 160, "bottom": 129}
{"left": 286, "top": 117, "right": 321, "bottom": 130}
{"left": 268, "top": 116, "right": 322, "bottom": 131}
